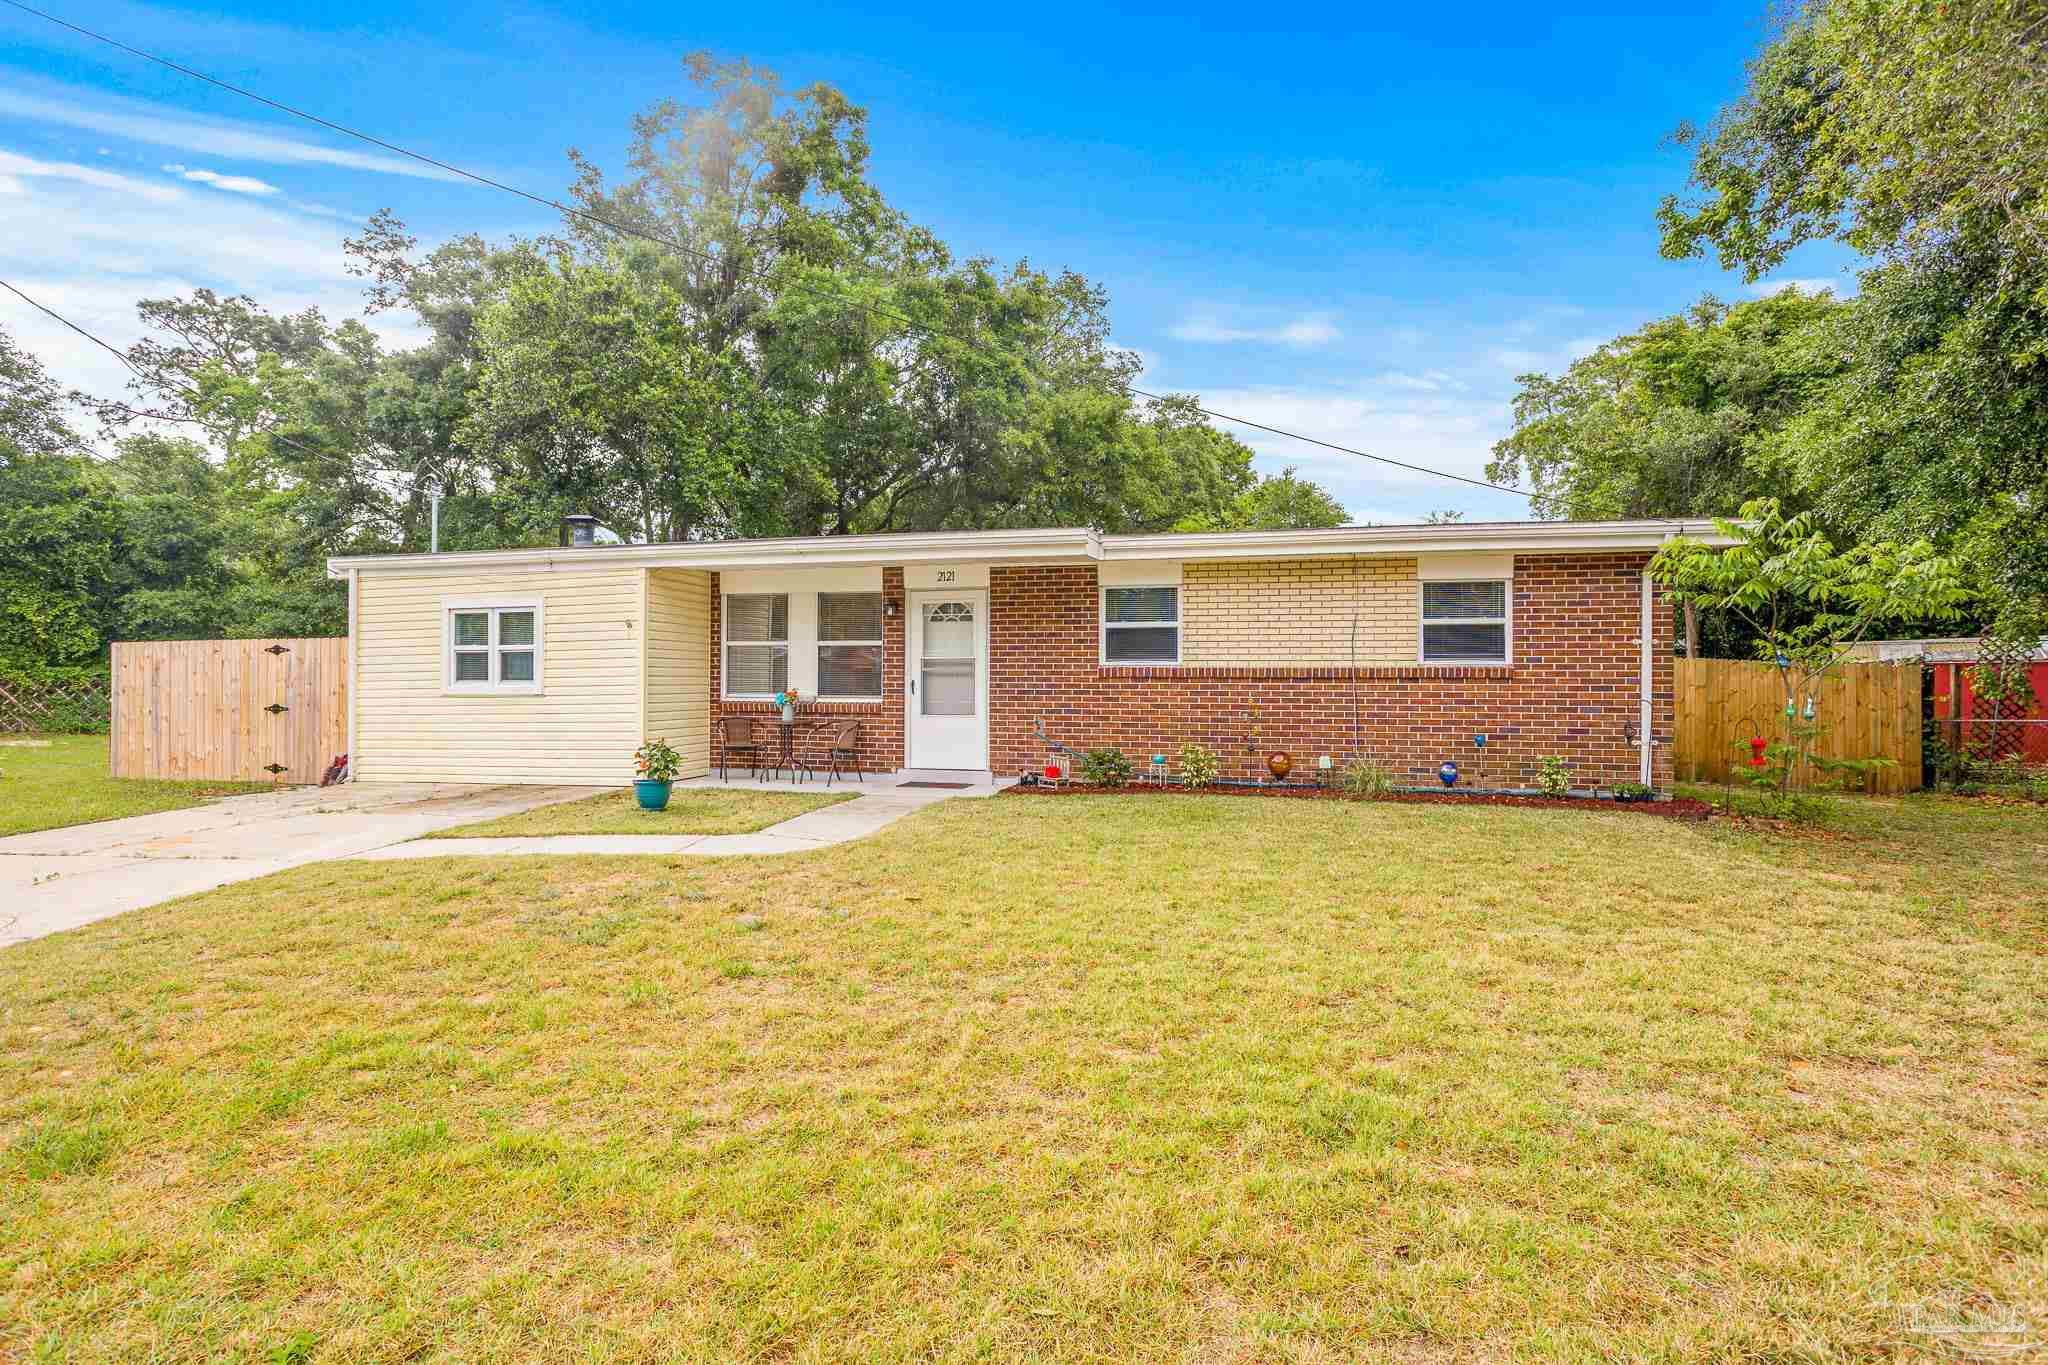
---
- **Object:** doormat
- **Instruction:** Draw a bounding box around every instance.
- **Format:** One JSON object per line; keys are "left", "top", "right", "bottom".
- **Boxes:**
{"left": 898, "top": 780, "right": 973, "bottom": 789}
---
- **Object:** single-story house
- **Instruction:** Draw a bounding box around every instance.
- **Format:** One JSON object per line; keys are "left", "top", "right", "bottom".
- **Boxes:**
{"left": 325, "top": 518, "right": 1734, "bottom": 791}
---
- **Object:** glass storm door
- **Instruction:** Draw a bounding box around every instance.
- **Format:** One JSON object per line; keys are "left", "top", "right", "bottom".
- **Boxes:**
{"left": 907, "top": 591, "right": 988, "bottom": 770}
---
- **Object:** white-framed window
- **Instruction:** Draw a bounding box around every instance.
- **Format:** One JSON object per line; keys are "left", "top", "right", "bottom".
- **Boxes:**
{"left": 1420, "top": 580, "right": 1510, "bottom": 664}
{"left": 444, "top": 601, "right": 542, "bottom": 694}
{"left": 723, "top": 593, "right": 789, "bottom": 697}
{"left": 1102, "top": 584, "right": 1181, "bottom": 664}
{"left": 817, "top": 591, "right": 884, "bottom": 699}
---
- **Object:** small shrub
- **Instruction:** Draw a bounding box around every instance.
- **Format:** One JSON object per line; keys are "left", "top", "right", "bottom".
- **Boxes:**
{"left": 1536, "top": 756, "right": 1571, "bottom": 798}
{"left": 1079, "top": 747, "right": 1133, "bottom": 787}
{"left": 1340, "top": 759, "right": 1395, "bottom": 798}
{"left": 634, "top": 736, "right": 684, "bottom": 783}
{"left": 1177, "top": 742, "right": 1220, "bottom": 788}
{"left": 1610, "top": 781, "right": 1653, "bottom": 802}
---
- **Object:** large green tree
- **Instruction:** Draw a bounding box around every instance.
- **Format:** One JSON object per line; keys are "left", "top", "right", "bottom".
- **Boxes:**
{"left": 1486, "top": 289, "right": 1850, "bottom": 522}
{"left": 1657, "top": 0, "right": 2048, "bottom": 642}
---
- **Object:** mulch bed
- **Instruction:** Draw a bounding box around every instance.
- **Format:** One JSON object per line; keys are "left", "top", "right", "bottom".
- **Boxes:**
{"left": 1001, "top": 782, "right": 1715, "bottom": 821}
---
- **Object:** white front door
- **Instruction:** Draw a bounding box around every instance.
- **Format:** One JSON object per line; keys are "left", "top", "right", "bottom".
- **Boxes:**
{"left": 906, "top": 590, "right": 988, "bottom": 770}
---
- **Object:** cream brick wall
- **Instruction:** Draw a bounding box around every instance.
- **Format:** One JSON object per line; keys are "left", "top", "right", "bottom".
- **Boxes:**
{"left": 1182, "top": 557, "right": 1418, "bottom": 665}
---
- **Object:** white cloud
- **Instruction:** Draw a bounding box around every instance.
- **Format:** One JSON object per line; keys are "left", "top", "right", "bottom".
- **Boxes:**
{"left": 0, "top": 148, "right": 185, "bottom": 204}
{"left": 163, "top": 163, "right": 280, "bottom": 196}
{"left": 1169, "top": 312, "right": 1341, "bottom": 347}
{"left": 0, "top": 85, "right": 467, "bottom": 183}
{"left": 0, "top": 171, "right": 426, "bottom": 422}
{"left": 1192, "top": 381, "right": 1529, "bottom": 524}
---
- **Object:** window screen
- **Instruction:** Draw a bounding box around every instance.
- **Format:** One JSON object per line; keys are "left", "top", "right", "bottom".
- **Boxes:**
{"left": 817, "top": 592, "right": 884, "bottom": 697}
{"left": 1421, "top": 580, "right": 1508, "bottom": 663}
{"left": 724, "top": 593, "right": 790, "bottom": 696}
{"left": 1102, "top": 585, "right": 1179, "bottom": 663}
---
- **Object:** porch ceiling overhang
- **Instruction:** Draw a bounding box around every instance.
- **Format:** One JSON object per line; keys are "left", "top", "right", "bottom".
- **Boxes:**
{"left": 327, "top": 518, "right": 1739, "bottom": 579}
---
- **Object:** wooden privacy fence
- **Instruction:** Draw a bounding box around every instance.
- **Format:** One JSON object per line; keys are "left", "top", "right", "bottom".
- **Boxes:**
{"left": 1674, "top": 658, "right": 1922, "bottom": 793}
{"left": 111, "top": 638, "right": 348, "bottom": 784}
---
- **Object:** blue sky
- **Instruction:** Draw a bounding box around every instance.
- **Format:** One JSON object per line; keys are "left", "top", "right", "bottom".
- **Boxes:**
{"left": 0, "top": 0, "right": 1859, "bottom": 522}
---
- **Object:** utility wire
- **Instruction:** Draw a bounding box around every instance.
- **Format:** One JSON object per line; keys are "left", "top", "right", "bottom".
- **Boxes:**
{"left": 0, "top": 275, "right": 426, "bottom": 504}
{"left": 3, "top": 0, "right": 1535, "bottom": 502}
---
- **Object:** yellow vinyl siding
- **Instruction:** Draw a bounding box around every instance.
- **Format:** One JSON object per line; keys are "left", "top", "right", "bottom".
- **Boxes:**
{"left": 644, "top": 569, "right": 712, "bottom": 778}
{"left": 1182, "top": 557, "right": 1418, "bottom": 666}
{"left": 354, "top": 566, "right": 643, "bottom": 784}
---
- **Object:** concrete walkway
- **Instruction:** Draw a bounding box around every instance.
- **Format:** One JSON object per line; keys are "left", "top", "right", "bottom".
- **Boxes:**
{"left": 0, "top": 782, "right": 598, "bottom": 947}
{"left": 358, "top": 771, "right": 999, "bottom": 860}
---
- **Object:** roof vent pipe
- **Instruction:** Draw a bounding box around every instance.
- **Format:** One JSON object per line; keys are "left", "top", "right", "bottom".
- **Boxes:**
{"left": 560, "top": 514, "right": 601, "bottom": 548}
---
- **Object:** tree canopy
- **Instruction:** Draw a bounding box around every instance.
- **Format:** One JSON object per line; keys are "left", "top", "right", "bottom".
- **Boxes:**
{"left": 0, "top": 54, "right": 1350, "bottom": 673}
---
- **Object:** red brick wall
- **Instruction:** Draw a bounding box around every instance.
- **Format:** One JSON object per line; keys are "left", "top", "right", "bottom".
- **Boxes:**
{"left": 988, "top": 555, "right": 1675, "bottom": 790}
{"left": 708, "top": 568, "right": 906, "bottom": 774}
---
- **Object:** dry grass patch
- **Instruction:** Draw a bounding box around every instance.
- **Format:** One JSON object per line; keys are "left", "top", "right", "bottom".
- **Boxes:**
{"left": 1, "top": 791, "right": 2044, "bottom": 1361}
{"left": 423, "top": 784, "right": 854, "bottom": 837}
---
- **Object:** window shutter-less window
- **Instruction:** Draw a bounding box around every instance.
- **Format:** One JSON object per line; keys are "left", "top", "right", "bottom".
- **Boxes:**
{"left": 1102, "top": 585, "right": 1180, "bottom": 663}
{"left": 817, "top": 592, "right": 884, "bottom": 697}
{"left": 1421, "top": 580, "right": 1508, "bottom": 663}
{"left": 724, "top": 594, "right": 790, "bottom": 696}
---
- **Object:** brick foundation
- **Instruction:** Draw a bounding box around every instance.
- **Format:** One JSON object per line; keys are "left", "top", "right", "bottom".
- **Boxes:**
{"left": 988, "top": 555, "right": 1674, "bottom": 790}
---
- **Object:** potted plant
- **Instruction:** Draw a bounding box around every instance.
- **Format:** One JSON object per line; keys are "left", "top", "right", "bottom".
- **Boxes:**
{"left": 633, "top": 736, "right": 683, "bottom": 810}
{"left": 1611, "top": 781, "right": 1654, "bottom": 803}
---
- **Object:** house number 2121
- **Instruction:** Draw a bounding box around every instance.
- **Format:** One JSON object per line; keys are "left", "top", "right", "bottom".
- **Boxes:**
{"left": 934, "top": 570, "right": 955, "bottom": 583}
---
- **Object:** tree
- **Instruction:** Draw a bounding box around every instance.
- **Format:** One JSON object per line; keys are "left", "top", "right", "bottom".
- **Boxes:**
{"left": 1652, "top": 497, "right": 1973, "bottom": 793}
{"left": 1, "top": 324, "right": 78, "bottom": 457}
{"left": 1657, "top": 0, "right": 2048, "bottom": 644}
{"left": 463, "top": 248, "right": 784, "bottom": 542}
{"left": 1487, "top": 290, "right": 1850, "bottom": 521}
{"left": 1487, "top": 288, "right": 1853, "bottom": 654}
{"left": 1176, "top": 465, "right": 1349, "bottom": 531}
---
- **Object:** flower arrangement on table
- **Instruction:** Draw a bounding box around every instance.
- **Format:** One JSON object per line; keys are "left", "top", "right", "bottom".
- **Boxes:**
{"left": 775, "top": 688, "right": 803, "bottom": 723}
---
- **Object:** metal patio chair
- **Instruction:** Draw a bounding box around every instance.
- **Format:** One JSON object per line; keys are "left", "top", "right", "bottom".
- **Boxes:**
{"left": 797, "top": 718, "right": 865, "bottom": 786}
{"left": 715, "top": 714, "right": 767, "bottom": 781}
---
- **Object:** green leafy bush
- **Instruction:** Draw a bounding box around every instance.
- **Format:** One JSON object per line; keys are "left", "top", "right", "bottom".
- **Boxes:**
{"left": 1177, "top": 742, "right": 1220, "bottom": 788}
{"left": 1340, "top": 759, "right": 1395, "bottom": 798}
{"left": 1536, "top": 756, "right": 1571, "bottom": 798}
{"left": 634, "top": 736, "right": 684, "bottom": 783}
{"left": 1079, "top": 747, "right": 1133, "bottom": 787}
{"left": 1611, "top": 781, "right": 1653, "bottom": 801}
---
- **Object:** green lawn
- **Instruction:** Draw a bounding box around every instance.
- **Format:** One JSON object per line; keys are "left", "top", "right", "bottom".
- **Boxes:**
{"left": 424, "top": 785, "right": 856, "bottom": 838}
{"left": 0, "top": 733, "right": 274, "bottom": 838}
{"left": 2, "top": 791, "right": 2043, "bottom": 1361}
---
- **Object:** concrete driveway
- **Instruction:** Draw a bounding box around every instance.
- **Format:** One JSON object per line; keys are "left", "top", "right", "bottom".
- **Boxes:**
{"left": 0, "top": 783, "right": 599, "bottom": 948}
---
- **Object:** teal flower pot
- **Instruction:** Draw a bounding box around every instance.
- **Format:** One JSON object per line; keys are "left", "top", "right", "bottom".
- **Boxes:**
{"left": 634, "top": 778, "right": 672, "bottom": 811}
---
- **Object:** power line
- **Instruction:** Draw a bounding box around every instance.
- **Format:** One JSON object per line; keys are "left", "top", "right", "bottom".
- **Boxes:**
{"left": 1, "top": 0, "right": 1533, "bottom": 503}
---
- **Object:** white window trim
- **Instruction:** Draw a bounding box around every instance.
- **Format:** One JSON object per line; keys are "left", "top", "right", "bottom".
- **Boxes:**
{"left": 815, "top": 591, "right": 885, "bottom": 701}
{"left": 1418, "top": 579, "right": 1512, "bottom": 666}
{"left": 1100, "top": 583, "right": 1182, "bottom": 666}
{"left": 722, "top": 592, "right": 790, "bottom": 700}
{"left": 442, "top": 597, "right": 544, "bottom": 695}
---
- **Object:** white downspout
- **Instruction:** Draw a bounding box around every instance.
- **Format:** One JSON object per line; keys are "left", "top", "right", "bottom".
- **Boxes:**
{"left": 1639, "top": 568, "right": 1655, "bottom": 787}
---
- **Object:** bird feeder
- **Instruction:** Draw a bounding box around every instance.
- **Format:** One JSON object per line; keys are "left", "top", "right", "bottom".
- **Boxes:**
{"left": 1748, "top": 736, "right": 1769, "bottom": 768}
